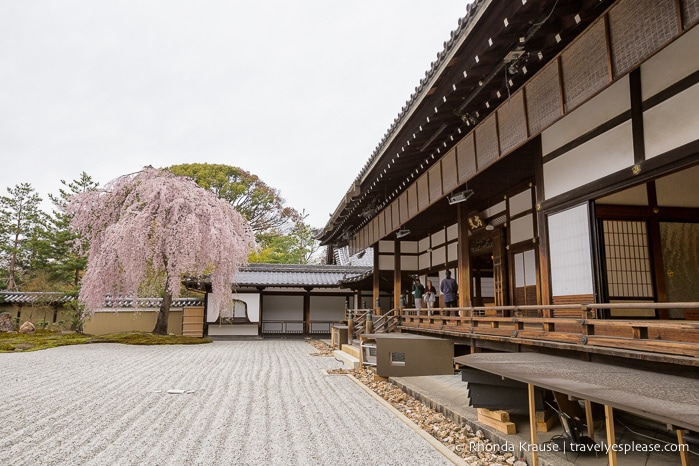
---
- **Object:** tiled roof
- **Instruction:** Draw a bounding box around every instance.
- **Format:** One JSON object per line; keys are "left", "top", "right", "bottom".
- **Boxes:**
{"left": 338, "top": 268, "right": 374, "bottom": 285}
{"left": 0, "top": 291, "right": 76, "bottom": 305}
{"left": 0, "top": 292, "right": 203, "bottom": 308}
{"left": 104, "top": 297, "right": 205, "bottom": 308}
{"left": 349, "top": 0, "right": 487, "bottom": 189}
{"left": 233, "top": 263, "right": 372, "bottom": 288}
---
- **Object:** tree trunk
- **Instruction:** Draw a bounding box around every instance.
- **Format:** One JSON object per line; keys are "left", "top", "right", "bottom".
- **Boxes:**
{"left": 153, "top": 291, "right": 173, "bottom": 335}
{"left": 6, "top": 223, "right": 20, "bottom": 291}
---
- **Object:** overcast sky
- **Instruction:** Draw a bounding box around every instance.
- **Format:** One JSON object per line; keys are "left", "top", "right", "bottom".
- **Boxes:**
{"left": 1, "top": 1, "right": 469, "bottom": 228}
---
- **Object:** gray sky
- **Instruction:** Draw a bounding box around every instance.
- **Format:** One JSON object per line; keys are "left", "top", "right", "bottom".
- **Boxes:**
{"left": 1, "top": 1, "right": 468, "bottom": 228}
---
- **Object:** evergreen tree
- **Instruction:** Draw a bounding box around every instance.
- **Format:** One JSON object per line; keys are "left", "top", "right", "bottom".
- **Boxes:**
{"left": 0, "top": 183, "right": 47, "bottom": 290}
{"left": 42, "top": 172, "right": 99, "bottom": 288}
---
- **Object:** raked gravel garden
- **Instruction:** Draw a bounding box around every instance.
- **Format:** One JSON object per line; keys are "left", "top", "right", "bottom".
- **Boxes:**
{"left": 1, "top": 339, "right": 521, "bottom": 465}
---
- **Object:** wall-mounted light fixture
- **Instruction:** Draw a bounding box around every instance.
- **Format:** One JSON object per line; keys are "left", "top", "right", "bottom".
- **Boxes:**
{"left": 447, "top": 188, "right": 475, "bottom": 205}
{"left": 395, "top": 228, "right": 411, "bottom": 239}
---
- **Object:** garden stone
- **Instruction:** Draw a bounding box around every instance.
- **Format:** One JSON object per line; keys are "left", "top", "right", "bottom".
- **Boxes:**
{"left": 19, "top": 321, "right": 35, "bottom": 334}
{"left": 0, "top": 312, "right": 14, "bottom": 332}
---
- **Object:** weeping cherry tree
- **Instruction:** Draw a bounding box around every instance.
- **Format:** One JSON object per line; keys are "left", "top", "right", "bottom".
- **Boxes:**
{"left": 67, "top": 167, "right": 256, "bottom": 334}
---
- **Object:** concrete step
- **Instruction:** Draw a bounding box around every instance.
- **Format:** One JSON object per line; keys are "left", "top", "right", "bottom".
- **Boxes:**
{"left": 333, "top": 349, "right": 360, "bottom": 369}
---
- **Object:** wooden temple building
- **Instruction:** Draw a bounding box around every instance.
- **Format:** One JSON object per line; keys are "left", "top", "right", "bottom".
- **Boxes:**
{"left": 318, "top": 0, "right": 699, "bottom": 463}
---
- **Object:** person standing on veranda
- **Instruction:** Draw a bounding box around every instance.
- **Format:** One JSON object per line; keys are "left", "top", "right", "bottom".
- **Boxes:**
{"left": 412, "top": 278, "right": 425, "bottom": 314}
{"left": 440, "top": 271, "right": 458, "bottom": 316}
{"left": 424, "top": 280, "right": 437, "bottom": 314}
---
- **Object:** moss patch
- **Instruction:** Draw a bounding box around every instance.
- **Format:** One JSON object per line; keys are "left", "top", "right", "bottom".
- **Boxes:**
{"left": 0, "top": 330, "right": 212, "bottom": 353}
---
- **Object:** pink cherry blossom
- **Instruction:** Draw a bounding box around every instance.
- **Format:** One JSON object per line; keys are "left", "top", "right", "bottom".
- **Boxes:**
{"left": 67, "top": 167, "right": 256, "bottom": 332}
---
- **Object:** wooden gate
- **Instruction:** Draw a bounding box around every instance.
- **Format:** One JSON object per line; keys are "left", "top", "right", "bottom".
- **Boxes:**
{"left": 182, "top": 306, "right": 205, "bottom": 337}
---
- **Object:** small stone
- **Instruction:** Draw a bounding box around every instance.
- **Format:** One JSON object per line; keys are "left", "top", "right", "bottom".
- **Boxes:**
{"left": 506, "top": 456, "right": 516, "bottom": 464}
{"left": 19, "top": 321, "right": 35, "bottom": 334}
{"left": 476, "top": 429, "right": 485, "bottom": 439}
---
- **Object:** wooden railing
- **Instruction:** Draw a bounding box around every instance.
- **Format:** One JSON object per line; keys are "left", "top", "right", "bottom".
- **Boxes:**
{"left": 396, "top": 303, "right": 699, "bottom": 362}
{"left": 347, "top": 309, "right": 369, "bottom": 340}
{"left": 345, "top": 309, "right": 400, "bottom": 340}
{"left": 372, "top": 309, "right": 399, "bottom": 334}
{"left": 260, "top": 320, "right": 339, "bottom": 334}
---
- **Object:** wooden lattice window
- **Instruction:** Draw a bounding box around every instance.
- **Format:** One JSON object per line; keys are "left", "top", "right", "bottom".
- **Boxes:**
{"left": 603, "top": 220, "right": 653, "bottom": 298}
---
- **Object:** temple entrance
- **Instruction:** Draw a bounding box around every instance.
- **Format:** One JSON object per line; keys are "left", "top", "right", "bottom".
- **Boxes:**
{"left": 469, "top": 227, "right": 508, "bottom": 308}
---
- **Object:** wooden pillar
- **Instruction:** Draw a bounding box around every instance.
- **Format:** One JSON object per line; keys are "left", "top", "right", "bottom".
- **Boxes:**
{"left": 303, "top": 288, "right": 312, "bottom": 334}
{"left": 492, "top": 227, "right": 507, "bottom": 307}
{"left": 373, "top": 244, "right": 381, "bottom": 313}
{"left": 677, "top": 428, "right": 690, "bottom": 466}
{"left": 584, "top": 400, "right": 595, "bottom": 440}
{"left": 457, "top": 203, "right": 472, "bottom": 308}
{"left": 528, "top": 384, "right": 539, "bottom": 466}
{"left": 394, "top": 240, "right": 402, "bottom": 310}
{"left": 257, "top": 287, "right": 264, "bottom": 335}
{"left": 533, "top": 136, "right": 551, "bottom": 309}
{"left": 647, "top": 182, "right": 668, "bottom": 317}
{"left": 604, "top": 404, "right": 618, "bottom": 466}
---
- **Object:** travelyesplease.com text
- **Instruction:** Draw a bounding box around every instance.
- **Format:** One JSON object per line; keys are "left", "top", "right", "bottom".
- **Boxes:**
{"left": 469, "top": 440, "right": 689, "bottom": 455}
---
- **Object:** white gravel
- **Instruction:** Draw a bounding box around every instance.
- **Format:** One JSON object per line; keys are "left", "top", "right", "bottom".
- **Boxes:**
{"left": 1, "top": 340, "right": 454, "bottom": 465}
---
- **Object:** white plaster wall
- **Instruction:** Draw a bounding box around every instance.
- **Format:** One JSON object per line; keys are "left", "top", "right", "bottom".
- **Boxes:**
{"left": 446, "top": 223, "right": 458, "bottom": 241}
{"left": 485, "top": 201, "right": 506, "bottom": 218}
{"left": 418, "top": 237, "right": 430, "bottom": 252}
{"left": 207, "top": 292, "right": 260, "bottom": 323}
{"left": 401, "top": 241, "right": 418, "bottom": 253}
{"left": 542, "top": 77, "right": 630, "bottom": 156}
{"left": 547, "top": 204, "right": 594, "bottom": 296}
{"left": 509, "top": 189, "right": 532, "bottom": 216}
{"left": 379, "top": 240, "right": 394, "bottom": 253}
{"left": 597, "top": 183, "right": 648, "bottom": 206}
{"left": 655, "top": 164, "right": 699, "bottom": 208}
{"left": 310, "top": 296, "right": 346, "bottom": 320}
{"left": 432, "top": 229, "right": 447, "bottom": 246}
{"left": 641, "top": 25, "right": 699, "bottom": 98}
{"left": 543, "top": 121, "right": 634, "bottom": 199}
{"left": 401, "top": 255, "right": 419, "bottom": 271}
{"left": 379, "top": 254, "right": 394, "bottom": 271}
{"left": 234, "top": 293, "right": 260, "bottom": 323}
{"left": 510, "top": 214, "right": 534, "bottom": 244}
{"left": 262, "top": 295, "right": 303, "bottom": 320}
{"left": 644, "top": 83, "right": 699, "bottom": 159}
{"left": 419, "top": 252, "right": 431, "bottom": 270}
{"left": 432, "top": 246, "right": 447, "bottom": 266}
{"left": 448, "top": 242, "right": 458, "bottom": 263}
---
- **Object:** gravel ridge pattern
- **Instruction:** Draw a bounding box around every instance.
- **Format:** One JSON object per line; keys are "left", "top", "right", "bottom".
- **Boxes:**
{"left": 1, "top": 340, "right": 453, "bottom": 465}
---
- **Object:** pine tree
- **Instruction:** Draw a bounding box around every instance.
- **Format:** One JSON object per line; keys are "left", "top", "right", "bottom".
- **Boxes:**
{"left": 29, "top": 172, "right": 99, "bottom": 289}
{"left": 0, "top": 183, "right": 47, "bottom": 290}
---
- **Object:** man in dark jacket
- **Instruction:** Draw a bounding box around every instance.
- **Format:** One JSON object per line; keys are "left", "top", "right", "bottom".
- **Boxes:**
{"left": 440, "top": 271, "right": 458, "bottom": 315}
